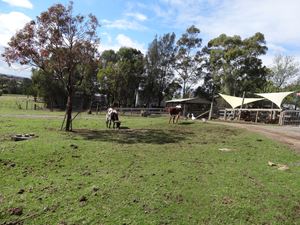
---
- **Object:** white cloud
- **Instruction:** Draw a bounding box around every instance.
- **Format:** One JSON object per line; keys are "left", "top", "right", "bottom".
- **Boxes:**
{"left": 2, "top": 0, "right": 33, "bottom": 9}
{"left": 99, "top": 34, "right": 146, "bottom": 54}
{"left": 125, "top": 12, "right": 147, "bottom": 21}
{"left": 0, "top": 57, "right": 31, "bottom": 77}
{"left": 116, "top": 34, "right": 146, "bottom": 53}
{"left": 155, "top": 0, "right": 300, "bottom": 46}
{"left": 0, "top": 11, "right": 31, "bottom": 46}
{"left": 267, "top": 43, "right": 287, "bottom": 54}
{"left": 152, "top": 0, "right": 300, "bottom": 67}
{"left": 0, "top": 12, "right": 32, "bottom": 76}
{"left": 101, "top": 19, "right": 147, "bottom": 31}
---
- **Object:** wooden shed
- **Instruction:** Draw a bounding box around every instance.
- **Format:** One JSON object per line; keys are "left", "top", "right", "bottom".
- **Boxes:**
{"left": 165, "top": 97, "right": 211, "bottom": 117}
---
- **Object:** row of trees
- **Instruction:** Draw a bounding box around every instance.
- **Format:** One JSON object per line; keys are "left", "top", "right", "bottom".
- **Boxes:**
{"left": 98, "top": 28, "right": 300, "bottom": 105}
{"left": 0, "top": 76, "right": 33, "bottom": 95}
{"left": 2, "top": 2, "right": 299, "bottom": 130}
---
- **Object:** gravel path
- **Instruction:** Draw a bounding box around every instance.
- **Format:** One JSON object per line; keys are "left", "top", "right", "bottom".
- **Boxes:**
{"left": 211, "top": 121, "right": 300, "bottom": 153}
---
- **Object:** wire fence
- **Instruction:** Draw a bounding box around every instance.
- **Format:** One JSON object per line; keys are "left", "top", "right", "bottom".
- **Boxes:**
{"left": 96, "top": 107, "right": 168, "bottom": 116}
{"left": 0, "top": 95, "right": 46, "bottom": 110}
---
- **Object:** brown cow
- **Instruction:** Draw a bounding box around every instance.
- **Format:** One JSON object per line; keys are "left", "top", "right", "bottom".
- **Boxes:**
{"left": 168, "top": 105, "right": 182, "bottom": 124}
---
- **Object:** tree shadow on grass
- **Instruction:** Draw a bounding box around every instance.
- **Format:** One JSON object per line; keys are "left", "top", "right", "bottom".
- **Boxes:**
{"left": 178, "top": 121, "right": 195, "bottom": 125}
{"left": 72, "top": 128, "right": 194, "bottom": 144}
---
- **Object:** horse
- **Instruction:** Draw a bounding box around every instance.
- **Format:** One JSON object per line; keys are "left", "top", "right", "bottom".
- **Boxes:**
{"left": 106, "top": 108, "right": 121, "bottom": 129}
{"left": 168, "top": 105, "right": 182, "bottom": 124}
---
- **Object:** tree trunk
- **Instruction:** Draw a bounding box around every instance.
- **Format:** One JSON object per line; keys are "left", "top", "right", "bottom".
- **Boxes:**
{"left": 182, "top": 80, "right": 186, "bottom": 98}
{"left": 65, "top": 94, "right": 73, "bottom": 131}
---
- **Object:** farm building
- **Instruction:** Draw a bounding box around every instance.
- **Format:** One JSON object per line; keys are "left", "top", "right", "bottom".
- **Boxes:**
{"left": 165, "top": 97, "right": 211, "bottom": 118}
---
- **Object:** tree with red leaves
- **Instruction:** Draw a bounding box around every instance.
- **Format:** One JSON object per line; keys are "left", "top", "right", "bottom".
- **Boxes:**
{"left": 2, "top": 1, "right": 100, "bottom": 131}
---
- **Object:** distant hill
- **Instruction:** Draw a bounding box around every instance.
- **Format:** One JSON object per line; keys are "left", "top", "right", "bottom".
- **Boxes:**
{"left": 0, "top": 73, "right": 29, "bottom": 81}
{"left": 0, "top": 73, "right": 31, "bottom": 95}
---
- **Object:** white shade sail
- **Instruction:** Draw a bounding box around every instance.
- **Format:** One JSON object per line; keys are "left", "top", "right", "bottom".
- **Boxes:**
{"left": 219, "top": 94, "right": 264, "bottom": 109}
{"left": 255, "top": 92, "right": 294, "bottom": 108}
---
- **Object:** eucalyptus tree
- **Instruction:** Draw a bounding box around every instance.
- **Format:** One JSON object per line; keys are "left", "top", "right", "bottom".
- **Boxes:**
{"left": 175, "top": 25, "right": 204, "bottom": 97}
{"left": 269, "top": 54, "right": 299, "bottom": 89}
{"left": 98, "top": 48, "right": 144, "bottom": 106}
{"left": 98, "top": 50, "right": 119, "bottom": 104}
{"left": 2, "top": 2, "right": 100, "bottom": 131}
{"left": 207, "top": 32, "right": 268, "bottom": 96}
{"left": 143, "top": 33, "right": 176, "bottom": 106}
{"left": 117, "top": 47, "right": 144, "bottom": 106}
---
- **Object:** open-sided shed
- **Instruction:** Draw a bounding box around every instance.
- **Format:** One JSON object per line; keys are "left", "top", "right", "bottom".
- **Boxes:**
{"left": 165, "top": 97, "right": 211, "bottom": 117}
{"left": 218, "top": 91, "right": 296, "bottom": 124}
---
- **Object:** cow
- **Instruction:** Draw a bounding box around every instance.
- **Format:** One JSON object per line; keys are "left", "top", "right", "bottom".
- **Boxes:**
{"left": 106, "top": 108, "right": 121, "bottom": 129}
{"left": 168, "top": 105, "right": 182, "bottom": 124}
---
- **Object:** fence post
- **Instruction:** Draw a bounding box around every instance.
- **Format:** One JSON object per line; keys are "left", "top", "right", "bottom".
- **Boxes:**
{"left": 279, "top": 111, "right": 283, "bottom": 126}
{"left": 255, "top": 111, "right": 259, "bottom": 123}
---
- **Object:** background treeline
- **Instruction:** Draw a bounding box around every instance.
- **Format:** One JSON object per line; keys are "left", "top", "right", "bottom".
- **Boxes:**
{"left": 2, "top": 26, "right": 300, "bottom": 109}
{"left": 0, "top": 74, "right": 33, "bottom": 96}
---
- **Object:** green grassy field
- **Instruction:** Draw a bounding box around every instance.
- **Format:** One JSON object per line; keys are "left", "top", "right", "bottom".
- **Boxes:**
{"left": 0, "top": 95, "right": 46, "bottom": 114}
{"left": 0, "top": 112, "right": 300, "bottom": 224}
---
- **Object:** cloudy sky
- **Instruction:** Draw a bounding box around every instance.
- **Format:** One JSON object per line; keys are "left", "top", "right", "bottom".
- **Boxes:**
{"left": 1, "top": 0, "right": 300, "bottom": 78}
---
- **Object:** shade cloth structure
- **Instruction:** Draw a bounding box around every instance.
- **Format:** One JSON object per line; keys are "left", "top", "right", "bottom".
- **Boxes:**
{"left": 219, "top": 94, "right": 264, "bottom": 109}
{"left": 255, "top": 91, "right": 294, "bottom": 108}
{"left": 165, "top": 97, "right": 210, "bottom": 104}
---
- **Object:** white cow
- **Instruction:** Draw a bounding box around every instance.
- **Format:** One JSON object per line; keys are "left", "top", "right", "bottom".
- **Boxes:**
{"left": 105, "top": 108, "right": 120, "bottom": 128}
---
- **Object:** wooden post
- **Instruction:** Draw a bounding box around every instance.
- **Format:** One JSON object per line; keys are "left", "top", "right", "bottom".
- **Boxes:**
{"left": 224, "top": 109, "right": 227, "bottom": 120}
{"left": 255, "top": 111, "right": 259, "bottom": 123}
{"left": 208, "top": 91, "right": 215, "bottom": 120}
{"left": 279, "top": 111, "right": 284, "bottom": 125}
{"left": 238, "top": 91, "right": 245, "bottom": 121}
{"left": 34, "top": 96, "right": 37, "bottom": 110}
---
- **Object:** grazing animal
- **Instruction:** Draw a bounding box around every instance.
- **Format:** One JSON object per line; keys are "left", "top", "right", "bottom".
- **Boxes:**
{"left": 106, "top": 108, "right": 121, "bottom": 129}
{"left": 168, "top": 105, "right": 182, "bottom": 124}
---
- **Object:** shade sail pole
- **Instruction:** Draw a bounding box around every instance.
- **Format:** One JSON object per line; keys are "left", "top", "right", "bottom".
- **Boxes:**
{"left": 238, "top": 91, "right": 245, "bottom": 120}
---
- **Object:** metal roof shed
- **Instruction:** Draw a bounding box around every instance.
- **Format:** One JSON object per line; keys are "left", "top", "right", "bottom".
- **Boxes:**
{"left": 165, "top": 97, "right": 211, "bottom": 117}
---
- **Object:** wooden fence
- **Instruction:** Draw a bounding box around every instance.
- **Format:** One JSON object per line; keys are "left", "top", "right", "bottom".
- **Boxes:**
{"left": 0, "top": 95, "right": 45, "bottom": 110}
{"left": 96, "top": 107, "right": 167, "bottom": 116}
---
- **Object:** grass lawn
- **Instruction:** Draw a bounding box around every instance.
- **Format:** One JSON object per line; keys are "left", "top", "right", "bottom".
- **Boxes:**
{"left": 0, "top": 113, "right": 299, "bottom": 225}
{"left": 0, "top": 94, "right": 46, "bottom": 113}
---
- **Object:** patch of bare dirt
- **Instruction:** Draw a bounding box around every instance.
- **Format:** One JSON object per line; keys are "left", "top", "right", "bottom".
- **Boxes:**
{"left": 211, "top": 121, "right": 300, "bottom": 153}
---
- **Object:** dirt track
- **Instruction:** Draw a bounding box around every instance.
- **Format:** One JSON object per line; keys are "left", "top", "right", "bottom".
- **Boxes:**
{"left": 211, "top": 121, "right": 300, "bottom": 153}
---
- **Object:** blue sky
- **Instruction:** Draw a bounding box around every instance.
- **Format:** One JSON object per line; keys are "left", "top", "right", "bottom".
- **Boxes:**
{"left": 1, "top": 0, "right": 300, "bottom": 78}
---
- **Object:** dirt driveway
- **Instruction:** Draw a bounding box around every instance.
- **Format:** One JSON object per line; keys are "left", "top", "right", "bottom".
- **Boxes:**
{"left": 211, "top": 121, "right": 300, "bottom": 153}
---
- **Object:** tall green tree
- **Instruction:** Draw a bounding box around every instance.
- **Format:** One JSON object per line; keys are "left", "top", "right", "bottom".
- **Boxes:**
{"left": 175, "top": 25, "right": 203, "bottom": 97}
{"left": 31, "top": 68, "right": 67, "bottom": 110}
{"left": 20, "top": 78, "right": 35, "bottom": 96}
{"left": 98, "top": 50, "right": 120, "bottom": 104}
{"left": 97, "top": 48, "right": 144, "bottom": 107}
{"left": 2, "top": 2, "right": 99, "bottom": 131}
{"left": 142, "top": 33, "right": 176, "bottom": 106}
{"left": 117, "top": 47, "right": 144, "bottom": 106}
{"left": 206, "top": 32, "right": 268, "bottom": 96}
